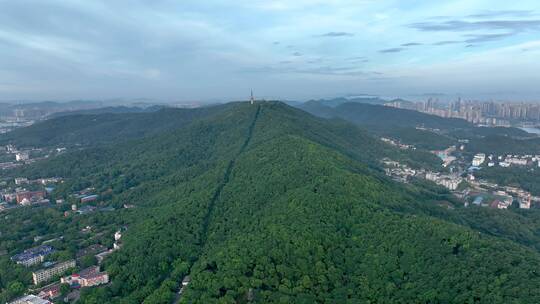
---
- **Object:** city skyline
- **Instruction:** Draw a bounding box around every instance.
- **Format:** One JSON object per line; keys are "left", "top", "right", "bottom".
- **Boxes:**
{"left": 1, "top": 1, "right": 540, "bottom": 102}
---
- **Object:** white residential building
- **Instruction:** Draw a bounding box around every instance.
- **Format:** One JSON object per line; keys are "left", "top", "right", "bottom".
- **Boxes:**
{"left": 506, "top": 157, "right": 528, "bottom": 166}
{"left": 499, "top": 162, "right": 510, "bottom": 168}
{"left": 32, "top": 260, "right": 76, "bottom": 285}
{"left": 15, "top": 152, "right": 29, "bottom": 162}
{"left": 472, "top": 153, "right": 486, "bottom": 166}
{"left": 14, "top": 177, "right": 28, "bottom": 185}
{"left": 439, "top": 178, "right": 462, "bottom": 190}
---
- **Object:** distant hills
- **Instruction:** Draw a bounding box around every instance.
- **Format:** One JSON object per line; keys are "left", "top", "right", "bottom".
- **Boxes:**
{"left": 299, "top": 100, "right": 472, "bottom": 129}
{"left": 4, "top": 101, "right": 540, "bottom": 303}
{"left": 0, "top": 106, "right": 224, "bottom": 147}
{"left": 48, "top": 105, "right": 165, "bottom": 118}
{"left": 0, "top": 99, "right": 203, "bottom": 121}
{"left": 298, "top": 100, "right": 536, "bottom": 151}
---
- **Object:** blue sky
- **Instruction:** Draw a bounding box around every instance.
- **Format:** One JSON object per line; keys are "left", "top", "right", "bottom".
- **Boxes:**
{"left": 1, "top": 0, "right": 539, "bottom": 102}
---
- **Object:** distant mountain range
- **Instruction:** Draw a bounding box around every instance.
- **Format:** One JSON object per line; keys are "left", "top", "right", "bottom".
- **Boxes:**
{"left": 303, "top": 96, "right": 417, "bottom": 108}
{"left": 297, "top": 99, "right": 536, "bottom": 151}
{"left": 48, "top": 105, "right": 165, "bottom": 118}
{"left": 0, "top": 99, "right": 203, "bottom": 121}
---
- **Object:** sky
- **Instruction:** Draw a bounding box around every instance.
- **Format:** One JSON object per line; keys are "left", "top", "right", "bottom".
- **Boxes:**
{"left": 1, "top": 0, "right": 540, "bottom": 102}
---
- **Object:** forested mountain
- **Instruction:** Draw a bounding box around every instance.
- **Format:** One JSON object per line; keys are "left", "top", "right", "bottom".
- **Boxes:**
{"left": 48, "top": 105, "right": 164, "bottom": 119}
{"left": 299, "top": 101, "right": 472, "bottom": 129}
{"left": 3, "top": 102, "right": 540, "bottom": 303}
{"left": 0, "top": 105, "right": 226, "bottom": 148}
{"left": 298, "top": 101, "right": 535, "bottom": 150}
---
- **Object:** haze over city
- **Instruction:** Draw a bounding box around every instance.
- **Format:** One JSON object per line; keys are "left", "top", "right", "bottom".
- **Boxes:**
{"left": 1, "top": 0, "right": 540, "bottom": 102}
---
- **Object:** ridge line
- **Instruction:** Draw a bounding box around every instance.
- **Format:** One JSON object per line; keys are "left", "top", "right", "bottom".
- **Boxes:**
{"left": 173, "top": 104, "right": 261, "bottom": 304}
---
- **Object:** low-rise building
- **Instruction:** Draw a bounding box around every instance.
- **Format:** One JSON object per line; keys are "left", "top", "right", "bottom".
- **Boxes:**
{"left": 14, "top": 177, "right": 28, "bottom": 185}
{"left": 506, "top": 157, "right": 528, "bottom": 166}
{"left": 37, "top": 284, "right": 61, "bottom": 300}
{"left": 61, "top": 266, "right": 109, "bottom": 288}
{"left": 11, "top": 245, "right": 55, "bottom": 267}
{"left": 80, "top": 195, "right": 98, "bottom": 203}
{"left": 472, "top": 153, "right": 486, "bottom": 166}
{"left": 76, "top": 205, "right": 96, "bottom": 215}
{"left": 32, "top": 260, "right": 76, "bottom": 285}
{"left": 9, "top": 295, "right": 51, "bottom": 304}
{"left": 16, "top": 191, "right": 46, "bottom": 204}
{"left": 15, "top": 151, "right": 29, "bottom": 162}
{"left": 490, "top": 199, "right": 511, "bottom": 209}
{"left": 439, "top": 178, "right": 461, "bottom": 190}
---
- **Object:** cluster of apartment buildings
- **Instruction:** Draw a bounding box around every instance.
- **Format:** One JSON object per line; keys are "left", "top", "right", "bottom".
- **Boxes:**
{"left": 467, "top": 178, "right": 540, "bottom": 210}
{"left": 425, "top": 172, "right": 463, "bottom": 191}
{"left": 0, "top": 176, "right": 64, "bottom": 212}
{"left": 382, "top": 159, "right": 463, "bottom": 190}
{"left": 32, "top": 260, "right": 76, "bottom": 285}
{"left": 8, "top": 264, "right": 109, "bottom": 304}
{"left": 7, "top": 231, "right": 121, "bottom": 304}
{"left": 383, "top": 157, "right": 537, "bottom": 210}
{"left": 380, "top": 137, "right": 416, "bottom": 150}
{"left": 472, "top": 153, "right": 540, "bottom": 168}
{"left": 60, "top": 266, "right": 109, "bottom": 288}
{"left": 387, "top": 99, "right": 540, "bottom": 125}
{"left": 11, "top": 245, "right": 55, "bottom": 267}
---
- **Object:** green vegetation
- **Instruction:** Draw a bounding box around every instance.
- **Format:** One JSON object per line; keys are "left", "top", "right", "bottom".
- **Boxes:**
{"left": 300, "top": 101, "right": 472, "bottom": 130}
{"left": 465, "top": 135, "right": 540, "bottom": 155}
{"left": 300, "top": 101, "right": 537, "bottom": 153}
{"left": 2, "top": 102, "right": 540, "bottom": 303}
{"left": 0, "top": 105, "right": 226, "bottom": 148}
{"left": 476, "top": 166, "right": 540, "bottom": 196}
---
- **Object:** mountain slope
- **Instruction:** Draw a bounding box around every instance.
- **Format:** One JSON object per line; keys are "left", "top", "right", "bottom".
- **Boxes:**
{"left": 0, "top": 105, "right": 227, "bottom": 147}
{"left": 3, "top": 102, "right": 540, "bottom": 304}
{"left": 179, "top": 102, "right": 540, "bottom": 303}
{"left": 298, "top": 101, "right": 534, "bottom": 150}
{"left": 300, "top": 101, "right": 472, "bottom": 129}
{"left": 47, "top": 105, "right": 164, "bottom": 118}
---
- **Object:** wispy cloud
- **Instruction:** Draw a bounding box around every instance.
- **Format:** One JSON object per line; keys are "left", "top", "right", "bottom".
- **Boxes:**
{"left": 464, "top": 32, "right": 515, "bottom": 43}
{"left": 409, "top": 20, "right": 540, "bottom": 32}
{"left": 467, "top": 10, "right": 535, "bottom": 19}
{"left": 432, "top": 40, "right": 461, "bottom": 46}
{"left": 316, "top": 32, "right": 355, "bottom": 37}
{"left": 247, "top": 64, "right": 377, "bottom": 77}
{"left": 379, "top": 47, "right": 404, "bottom": 53}
{"left": 346, "top": 56, "right": 368, "bottom": 63}
{"left": 401, "top": 42, "right": 422, "bottom": 46}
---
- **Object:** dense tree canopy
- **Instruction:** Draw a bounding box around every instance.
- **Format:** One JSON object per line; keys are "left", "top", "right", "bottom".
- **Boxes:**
{"left": 2, "top": 102, "right": 540, "bottom": 303}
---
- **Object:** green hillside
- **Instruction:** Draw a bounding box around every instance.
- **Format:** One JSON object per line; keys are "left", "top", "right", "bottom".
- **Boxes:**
{"left": 299, "top": 101, "right": 535, "bottom": 151}
{"left": 48, "top": 105, "right": 164, "bottom": 118}
{"left": 0, "top": 105, "right": 225, "bottom": 148}
{"left": 300, "top": 101, "right": 472, "bottom": 130}
{"left": 2, "top": 102, "right": 540, "bottom": 304}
